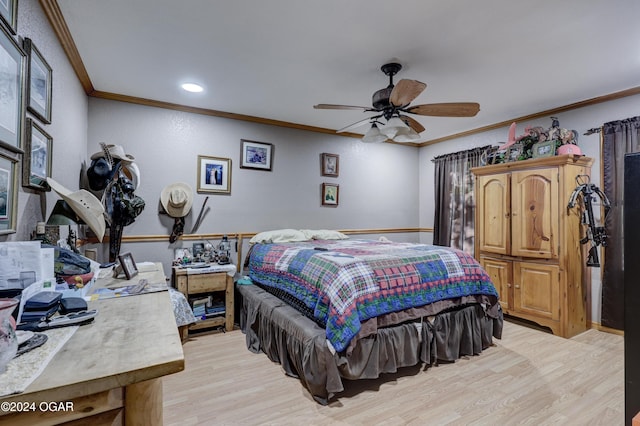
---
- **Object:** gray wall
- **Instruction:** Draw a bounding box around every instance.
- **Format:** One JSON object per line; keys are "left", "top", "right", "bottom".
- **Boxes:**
{"left": 418, "top": 93, "right": 640, "bottom": 325}
{"left": 86, "top": 97, "right": 420, "bottom": 273}
{"left": 4, "top": 0, "right": 88, "bottom": 242}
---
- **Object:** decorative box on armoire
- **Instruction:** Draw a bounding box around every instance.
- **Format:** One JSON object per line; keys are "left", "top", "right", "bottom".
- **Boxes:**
{"left": 625, "top": 152, "right": 640, "bottom": 425}
{"left": 472, "top": 155, "right": 593, "bottom": 338}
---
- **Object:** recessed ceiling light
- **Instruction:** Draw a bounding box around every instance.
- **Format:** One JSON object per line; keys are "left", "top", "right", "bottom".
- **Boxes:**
{"left": 181, "top": 83, "right": 203, "bottom": 93}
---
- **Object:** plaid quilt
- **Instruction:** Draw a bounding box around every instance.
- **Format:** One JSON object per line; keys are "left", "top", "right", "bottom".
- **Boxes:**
{"left": 248, "top": 239, "right": 498, "bottom": 352}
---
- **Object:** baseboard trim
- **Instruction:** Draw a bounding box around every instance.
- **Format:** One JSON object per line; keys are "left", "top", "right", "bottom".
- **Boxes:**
{"left": 590, "top": 322, "right": 624, "bottom": 336}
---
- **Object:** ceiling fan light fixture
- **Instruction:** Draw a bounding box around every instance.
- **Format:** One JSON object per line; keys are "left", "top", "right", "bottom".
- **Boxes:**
{"left": 393, "top": 126, "right": 421, "bottom": 143}
{"left": 380, "top": 116, "right": 409, "bottom": 139}
{"left": 362, "top": 123, "right": 387, "bottom": 143}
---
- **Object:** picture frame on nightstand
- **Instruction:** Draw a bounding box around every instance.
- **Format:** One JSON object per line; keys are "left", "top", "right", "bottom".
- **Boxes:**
{"left": 118, "top": 252, "right": 139, "bottom": 280}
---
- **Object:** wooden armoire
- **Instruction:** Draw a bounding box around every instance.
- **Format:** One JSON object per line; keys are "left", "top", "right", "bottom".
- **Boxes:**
{"left": 472, "top": 155, "right": 593, "bottom": 338}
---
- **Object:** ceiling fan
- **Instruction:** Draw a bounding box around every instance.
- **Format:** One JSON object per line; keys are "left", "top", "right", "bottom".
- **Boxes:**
{"left": 314, "top": 63, "right": 480, "bottom": 143}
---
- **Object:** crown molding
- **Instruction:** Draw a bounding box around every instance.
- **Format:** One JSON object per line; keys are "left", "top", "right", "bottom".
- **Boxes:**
{"left": 417, "top": 86, "right": 640, "bottom": 147}
{"left": 39, "top": 0, "right": 94, "bottom": 93}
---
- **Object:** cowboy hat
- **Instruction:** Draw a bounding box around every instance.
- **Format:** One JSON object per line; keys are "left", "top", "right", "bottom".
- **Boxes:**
{"left": 46, "top": 177, "right": 106, "bottom": 242}
{"left": 90, "top": 144, "right": 135, "bottom": 164}
{"left": 160, "top": 183, "right": 193, "bottom": 218}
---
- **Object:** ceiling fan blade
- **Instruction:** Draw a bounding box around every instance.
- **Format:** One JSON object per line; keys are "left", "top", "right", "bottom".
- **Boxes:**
{"left": 336, "top": 117, "right": 376, "bottom": 133}
{"left": 314, "top": 104, "right": 369, "bottom": 111}
{"left": 406, "top": 102, "right": 480, "bottom": 117}
{"left": 390, "top": 79, "right": 427, "bottom": 107}
{"left": 399, "top": 115, "right": 425, "bottom": 134}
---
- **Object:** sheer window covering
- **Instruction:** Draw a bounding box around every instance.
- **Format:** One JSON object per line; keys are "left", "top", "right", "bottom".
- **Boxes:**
{"left": 432, "top": 145, "right": 490, "bottom": 254}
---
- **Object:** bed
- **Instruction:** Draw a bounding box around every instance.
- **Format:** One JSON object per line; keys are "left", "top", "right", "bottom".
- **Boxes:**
{"left": 238, "top": 230, "right": 503, "bottom": 404}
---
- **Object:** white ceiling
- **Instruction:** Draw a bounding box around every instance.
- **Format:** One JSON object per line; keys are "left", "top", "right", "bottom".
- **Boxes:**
{"left": 56, "top": 0, "right": 640, "bottom": 143}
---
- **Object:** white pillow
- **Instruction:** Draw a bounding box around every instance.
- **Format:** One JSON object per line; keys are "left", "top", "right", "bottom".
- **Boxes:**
{"left": 300, "top": 229, "right": 349, "bottom": 240}
{"left": 249, "top": 229, "right": 309, "bottom": 244}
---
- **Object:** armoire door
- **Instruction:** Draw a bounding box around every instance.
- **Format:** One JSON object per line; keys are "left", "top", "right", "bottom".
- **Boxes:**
{"left": 480, "top": 256, "right": 512, "bottom": 312}
{"left": 477, "top": 173, "right": 510, "bottom": 255}
{"left": 510, "top": 169, "right": 559, "bottom": 259}
{"left": 513, "top": 261, "right": 560, "bottom": 321}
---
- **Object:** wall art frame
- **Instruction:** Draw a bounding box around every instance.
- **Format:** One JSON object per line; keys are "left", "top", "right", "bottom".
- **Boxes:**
{"left": 197, "top": 155, "right": 231, "bottom": 194}
{"left": 24, "top": 37, "right": 52, "bottom": 124}
{"left": 321, "top": 153, "right": 339, "bottom": 177}
{"left": 118, "top": 252, "right": 139, "bottom": 280}
{"left": 23, "top": 118, "right": 52, "bottom": 190}
{"left": 0, "top": 23, "right": 26, "bottom": 153}
{"left": 0, "top": 148, "right": 19, "bottom": 235}
{"left": 321, "top": 183, "right": 339, "bottom": 207}
{"left": 531, "top": 140, "right": 556, "bottom": 159}
{"left": 0, "top": 0, "right": 17, "bottom": 34}
{"left": 240, "top": 139, "right": 273, "bottom": 171}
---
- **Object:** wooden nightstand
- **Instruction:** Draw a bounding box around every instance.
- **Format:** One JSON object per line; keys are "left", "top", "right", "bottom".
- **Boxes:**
{"left": 172, "top": 265, "right": 235, "bottom": 334}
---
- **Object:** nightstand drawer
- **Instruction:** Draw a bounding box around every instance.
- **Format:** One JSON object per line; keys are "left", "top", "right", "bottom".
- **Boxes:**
{"left": 187, "top": 273, "right": 227, "bottom": 294}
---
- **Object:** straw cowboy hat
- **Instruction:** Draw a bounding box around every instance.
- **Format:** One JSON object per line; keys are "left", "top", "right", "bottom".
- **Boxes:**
{"left": 47, "top": 178, "right": 106, "bottom": 242}
{"left": 160, "top": 183, "right": 193, "bottom": 218}
{"left": 90, "top": 144, "right": 135, "bottom": 164}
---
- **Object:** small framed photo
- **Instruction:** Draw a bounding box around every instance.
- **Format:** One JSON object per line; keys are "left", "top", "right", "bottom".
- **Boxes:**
{"left": 506, "top": 143, "right": 523, "bottom": 162}
{"left": 0, "top": 24, "right": 26, "bottom": 153}
{"left": 174, "top": 247, "right": 192, "bottom": 262}
{"left": 531, "top": 140, "right": 556, "bottom": 159}
{"left": 0, "top": 150, "right": 18, "bottom": 234}
{"left": 0, "top": 0, "right": 17, "bottom": 34}
{"left": 240, "top": 139, "right": 273, "bottom": 171}
{"left": 118, "top": 252, "right": 139, "bottom": 280}
{"left": 321, "top": 153, "right": 339, "bottom": 177}
{"left": 23, "top": 119, "right": 52, "bottom": 190}
{"left": 321, "top": 183, "right": 339, "bottom": 207}
{"left": 24, "top": 38, "right": 52, "bottom": 124}
{"left": 192, "top": 242, "right": 205, "bottom": 257}
{"left": 197, "top": 155, "right": 231, "bottom": 194}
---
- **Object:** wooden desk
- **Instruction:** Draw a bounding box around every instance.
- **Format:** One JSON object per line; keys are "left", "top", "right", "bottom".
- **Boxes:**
{"left": 172, "top": 265, "right": 235, "bottom": 333}
{"left": 0, "top": 263, "right": 184, "bottom": 425}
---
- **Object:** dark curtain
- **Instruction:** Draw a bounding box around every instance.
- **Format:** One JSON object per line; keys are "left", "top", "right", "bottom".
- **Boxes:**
{"left": 432, "top": 145, "right": 490, "bottom": 254}
{"left": 602, "top": 116, "right": 640, "bottom": 330}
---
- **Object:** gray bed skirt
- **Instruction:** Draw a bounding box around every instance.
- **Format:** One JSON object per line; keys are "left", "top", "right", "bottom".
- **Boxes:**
{"left": 238, "top": 283, "right": 503, "bottom": 405}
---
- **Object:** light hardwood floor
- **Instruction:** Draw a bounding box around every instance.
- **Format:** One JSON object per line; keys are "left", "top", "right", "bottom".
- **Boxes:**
{"left": 163, "top": 321, "right": 623, "bottom": 425}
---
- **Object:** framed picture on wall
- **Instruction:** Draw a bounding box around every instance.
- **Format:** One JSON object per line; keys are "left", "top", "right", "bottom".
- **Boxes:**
{"left": 0, "top": 0, "right": 17, "bottom": 34}
{"left": 240, "top": 139, "right": 273, "bottom": 171}
{"left": 0, "top": 24, "right": 26, "bottom": 153}
{"left": 0, "top": 149, "right": 19, "bottom": 234}
{"left": 197, "top": 155, "right": 231, "bottom": 194}
{"left": 321, "top": 183, "right": 339, "bottom": 207}
{"left": 321, "top": 153, "right": 339, "bottom": 177}
{"left": 24, "top": 38, "right": 52, "bottom": 124}
{"left": 23, "top": 118, "right": 52, "bottom": 190}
